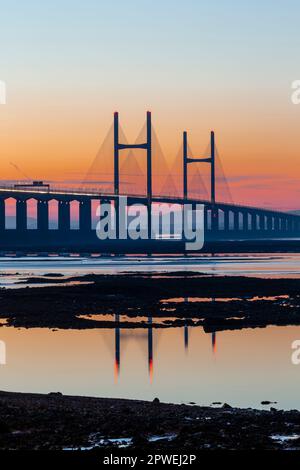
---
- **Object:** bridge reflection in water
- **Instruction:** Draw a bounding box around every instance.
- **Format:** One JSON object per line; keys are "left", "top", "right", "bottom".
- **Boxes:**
{"left": 113, "top": 313, "right": 217, "bottom": 383}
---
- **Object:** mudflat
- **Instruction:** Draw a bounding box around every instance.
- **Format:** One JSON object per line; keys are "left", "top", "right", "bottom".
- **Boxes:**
{"left": 0, "top": 272, "right": 299, "bottom": 330}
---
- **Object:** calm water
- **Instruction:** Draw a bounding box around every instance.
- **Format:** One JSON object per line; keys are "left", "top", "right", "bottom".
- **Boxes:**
{"left": 0, "top": 253, "right": 300, "bottom": 288}
{"left": 0, "top": 253, "right": 299, "bottom": 409}
{"left": 0, "top": 324, "right": 300, "bottom": 410}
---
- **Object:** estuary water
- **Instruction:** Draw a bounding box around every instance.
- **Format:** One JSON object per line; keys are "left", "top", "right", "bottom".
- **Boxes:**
{"left": 0, "top": 253, "right": 299, "bottom": 410}
{"left": 0, "top": 253, "right": 300, "bottom": 287}
{"left": 0, "top": 324, "right": 300, "bottom": 410}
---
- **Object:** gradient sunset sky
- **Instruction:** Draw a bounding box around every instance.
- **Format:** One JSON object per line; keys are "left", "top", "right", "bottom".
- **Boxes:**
{"left": 0, "top": 0, "right": 299, "bottom": 210}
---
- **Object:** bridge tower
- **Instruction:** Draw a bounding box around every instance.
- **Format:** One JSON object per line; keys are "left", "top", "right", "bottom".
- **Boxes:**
{"left": 183, "top": 130, "right": 215, "bottom": 203}
{"left": 114, "top": 111, "right": 152, "bottom": 236}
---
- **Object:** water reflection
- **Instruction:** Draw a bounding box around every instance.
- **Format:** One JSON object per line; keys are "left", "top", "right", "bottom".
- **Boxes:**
{"left": 114, "top": 315, "right": 156, "bottom": 384}
{"left": 0, "top": 324, "right": 299, "bottom": 409}
{"left": 148, "top": 316, "right": 153, "bottom": 383}
{"left": 113, "top": 312, "right": 217, "bottom": 382}
{"left": 184, "top": 321, "right": 189, "bottom": 351}
{"left": 184, "top": 297, "right": 189, "bottom": 352}
{"left": 181, "top": 296, "right": 217, "bottom": 355}
{"left": 114, "top": 314, "right": 120, "bottom": 382}
{"left": 212, "top": 332, "right": 216, "bottom": 355}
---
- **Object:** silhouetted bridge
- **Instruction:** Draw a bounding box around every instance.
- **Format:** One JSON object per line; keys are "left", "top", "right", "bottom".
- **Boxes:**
{"left": 0, "top": 112, "right": 299, "bottom": 253}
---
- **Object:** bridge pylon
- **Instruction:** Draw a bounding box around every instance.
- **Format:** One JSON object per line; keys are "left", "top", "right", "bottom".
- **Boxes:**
{"left": 113, "top": 111, "right": 152, "bottom": 237}
{"left": 183, "top": 130, "right": 215, "bottom": 203}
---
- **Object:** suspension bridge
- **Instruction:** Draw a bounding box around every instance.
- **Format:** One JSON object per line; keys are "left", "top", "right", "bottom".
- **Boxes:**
{"left": 0, "top": 111, "right": 299, "bottom": 253}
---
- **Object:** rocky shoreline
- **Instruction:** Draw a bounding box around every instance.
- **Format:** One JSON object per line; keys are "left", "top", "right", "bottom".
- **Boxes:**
{"left": 0, "top": 391, "right": 300, "bottom": 450}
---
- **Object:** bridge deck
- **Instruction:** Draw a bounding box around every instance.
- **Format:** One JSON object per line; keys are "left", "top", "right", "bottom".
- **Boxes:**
{"left": 0, "top": 185, "right": 296, "bottom": 218}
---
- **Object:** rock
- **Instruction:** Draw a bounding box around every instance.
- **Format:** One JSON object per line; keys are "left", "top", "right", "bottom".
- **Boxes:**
{"left": 222, "top": 403, "right": 232, "bottom": 409}
{"left": 48, "top": 392, "right": 63, "bottom": 397}
{"left": 152, "top": 397, "right": 160, "bottom": 404}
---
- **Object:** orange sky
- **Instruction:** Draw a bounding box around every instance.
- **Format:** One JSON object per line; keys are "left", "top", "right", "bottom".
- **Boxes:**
{"left": 1, "top": 90, "right": 299, "bottom": 211}
{"left": 1, "top": 1, "right": 299, "bottom": 211}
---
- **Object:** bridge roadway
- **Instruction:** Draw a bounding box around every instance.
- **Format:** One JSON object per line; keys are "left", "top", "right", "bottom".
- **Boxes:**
{"left": 0, "top": 185, "right": 299, "bottom": 253}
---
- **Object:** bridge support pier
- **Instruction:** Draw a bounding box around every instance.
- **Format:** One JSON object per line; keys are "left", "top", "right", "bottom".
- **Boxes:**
{"left": 251, "top": 212, "right": 258, "bottom": 232}
{"left": 242, "top": 211, "right": 248, "bottom": 232}
{"left": 204, "top": 206, "right": 209, "bottom": 232}
{"left": 224, "top": 210, "right": 230, "bottom": 232}
{"left": 16, "top": 200, "right": 27, "bottom": 231}
{"left": 233, "top": 211, "right": 239, "bottom": 232}
{"left": 259, "top": 214, "right": 265, "bottom": 231}
{"left": 79, "top": 200, "right": 91, "bottom": 231}
{"left": 267, "top": 216, "right": 273, "bottom": 232}
{"left": 37, "top": 200, "right": 48, "bottom": 231}
{"left": 58, "top": 201, "right": 70, "bottom": 231}
{"left": 211, "top": 207, "right": 218, "bottom": 232}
